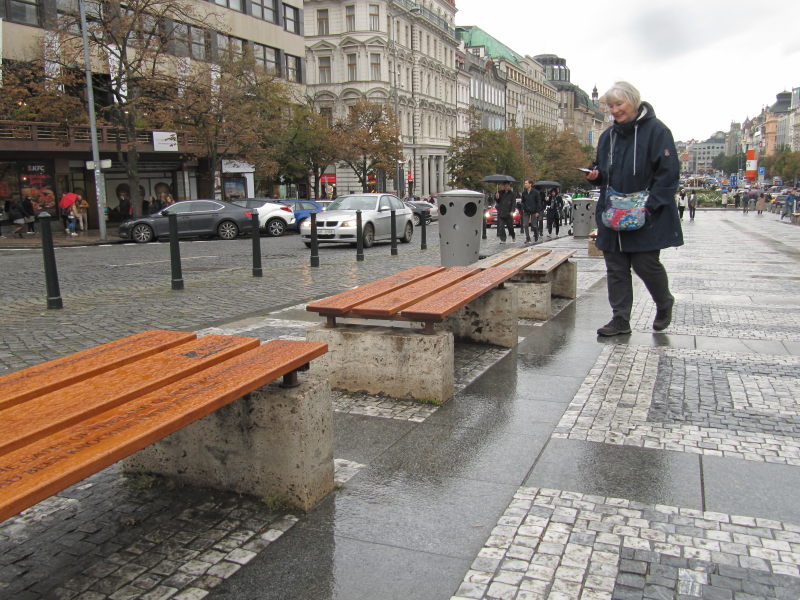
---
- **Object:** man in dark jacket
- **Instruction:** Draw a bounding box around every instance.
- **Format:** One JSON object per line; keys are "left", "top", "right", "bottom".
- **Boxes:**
{"left": 587, "top": 82, "right": 682, "bottom": 336}
{"left": 494, "top": 182, "right": 516, "bottom": 243}
{"left": 520, "top": 179, "right": 542, "bottom": 244}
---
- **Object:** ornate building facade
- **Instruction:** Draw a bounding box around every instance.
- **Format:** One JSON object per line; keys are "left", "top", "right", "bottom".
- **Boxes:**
{"left": 305, "top": 0, "right": 458, "bottom": 197}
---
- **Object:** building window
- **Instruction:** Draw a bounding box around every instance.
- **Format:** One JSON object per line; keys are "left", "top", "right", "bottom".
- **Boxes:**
{"left": 283, "top": 4, "right": 299, "bottom": 33}
{"left": 370, "top": 53, "right": 381, "bottom": 80}
{"left": 345, "top": 5, "right": 355, "bottom": 32}
{"left": 316, "top": 9, "right": 329, "bottom": 35}
{"left": 173, "top": 23, "right": 207, "bottom": 60}
{"left": 285, "top": 54, "right": 301, "bottom": 82}
{"left": 347, "top": 53, "right": 357, "bottom": 81}
{"left": 214, "top": 0, "right": 242, "bottom": 12}
{"left": 6, "top": 0, "right": 40, "bottom": 25}
{"left": 251, "top": 0, "right": 277, "bottom": 23}
{"left": 253, "top": 42, "right": 279, "bottom": 75}
{"left": 318, "top": 56, "right": 331, "bottom": 83}
{"left": 319, "top": 106, "right": 333, "bottom": 126}
{"left": 368, "top": 4, "right": 379, "bottom": 30}
{"left": 216, "top": 34, "right": 244, "bottom": 60}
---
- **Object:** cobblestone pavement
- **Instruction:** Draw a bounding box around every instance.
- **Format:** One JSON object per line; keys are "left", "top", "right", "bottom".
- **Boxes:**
{"left": 451, "top": 213, "right": 800, "bottom": 600}
{"left": 4, "top": 212, "right": 800, "bottom": 600}
{"left": 453, "top": 488, "right": 800, "bottom": 600}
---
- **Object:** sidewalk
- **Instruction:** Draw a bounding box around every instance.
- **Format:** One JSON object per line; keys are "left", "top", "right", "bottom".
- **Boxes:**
{"left": 2, "top": 212, "right": 800, "bottom": 600}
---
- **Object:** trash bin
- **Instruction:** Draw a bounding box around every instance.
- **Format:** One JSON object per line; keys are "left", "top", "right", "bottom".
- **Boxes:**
{"left": 437, "top": 189, "right": 485, "bottom": 266}
{"left": 572, "top": 198, "right": 596, "bottom": 238}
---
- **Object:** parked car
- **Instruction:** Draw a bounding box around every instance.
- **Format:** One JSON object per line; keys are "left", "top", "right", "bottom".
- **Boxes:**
{"left": 316, "top": 200, "right": 335, "bottom": 211}
{"left": 299, "top": 193, "right": 413, "bottom": 248}
{"left": 229, "top": 198, "right": 295, "bottom": 236}
{"left": 484, "top": 205, "right": 521, "bottom": 227}
{"left": 404, "top": 200, "right": 432, "bottom": 226}
{"left": 279, "top": 199, "right": 324, "bottom": 230}
{"left": 118, "top": 200, "right": 254, "bottom": 243}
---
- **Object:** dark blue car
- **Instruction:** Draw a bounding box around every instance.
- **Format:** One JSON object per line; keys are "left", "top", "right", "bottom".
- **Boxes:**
{"left": 279, "top": 200, "right": 324, "bottom": 230}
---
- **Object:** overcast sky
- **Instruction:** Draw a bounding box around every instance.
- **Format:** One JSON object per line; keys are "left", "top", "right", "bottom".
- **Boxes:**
{"left": 453, "top": 0, "right": 800, "bottom": 143}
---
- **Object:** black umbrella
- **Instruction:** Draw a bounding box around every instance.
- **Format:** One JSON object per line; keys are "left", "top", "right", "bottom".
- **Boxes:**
{"left": 533, "top": 180, "right": 560, "bottom": 188}
{"left": 481, "top": 174, "right": 516, "bottom": 183}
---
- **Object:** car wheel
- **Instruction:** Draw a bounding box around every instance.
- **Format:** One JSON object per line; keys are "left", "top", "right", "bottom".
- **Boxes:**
{"left": 412, "top": 213, "right": 421, "bottom": 226}
{"left": 217, "top": 220, "right": 239, "bottom": 240}
{"left": 266, "top": 218, "right": 286, "bottom": 237}
{"left": 362, "top": 224, "right": 375, "bottom": 248}
{"left": 400, "top": 221, "right": 413, "bottom": 243}
{"left": 131, "top": 223, "right": 154, "bottom": 243}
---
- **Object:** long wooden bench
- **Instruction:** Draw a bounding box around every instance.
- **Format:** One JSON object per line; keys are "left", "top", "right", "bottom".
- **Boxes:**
{"left": 0, "top": 330, "right": 331, "bottom": 522}
{"left": 306, "top": 266, "right": 520, "bottom": 403}
{"left": 477, "top": 247, "right": 578, "bottom": 319}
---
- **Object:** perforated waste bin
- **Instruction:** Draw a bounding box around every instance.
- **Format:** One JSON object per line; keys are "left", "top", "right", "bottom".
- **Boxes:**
{"left": 437, "top": 189, "right": 485, "bottom": 266}
{"left": 572, "top": 198, "right": 597, "bottom": 238}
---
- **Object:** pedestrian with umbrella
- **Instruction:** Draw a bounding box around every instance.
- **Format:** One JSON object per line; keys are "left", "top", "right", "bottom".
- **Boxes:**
{"left": 482, "top": 175, "right": 517, "bottom": 244}
{"left": 59, "top": 192, "right": 79, "bottom": 236}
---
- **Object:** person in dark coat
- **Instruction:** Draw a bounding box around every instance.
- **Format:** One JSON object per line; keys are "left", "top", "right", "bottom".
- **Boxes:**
{"left": 586, "top": 81, "right": 682, "bottom": 336}
{"left": 520, "top": 179, "right": 543, "bottom": 244}
{"left": 494, "top": 181, "right": 516, "bottom": 243}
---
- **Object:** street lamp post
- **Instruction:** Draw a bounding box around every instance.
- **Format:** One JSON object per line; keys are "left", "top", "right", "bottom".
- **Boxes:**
{"left": 79, "top": 0, "right": 108, "bottom": 240}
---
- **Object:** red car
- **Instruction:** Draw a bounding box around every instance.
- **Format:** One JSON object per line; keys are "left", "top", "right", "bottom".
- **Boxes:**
{"left": 484, "top": 205, "right": 521, "bottom": 227}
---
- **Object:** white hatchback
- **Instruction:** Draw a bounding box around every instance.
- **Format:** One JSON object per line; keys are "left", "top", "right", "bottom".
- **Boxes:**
{"left": 230, "top": 198, "right": 296, "bottom": 236}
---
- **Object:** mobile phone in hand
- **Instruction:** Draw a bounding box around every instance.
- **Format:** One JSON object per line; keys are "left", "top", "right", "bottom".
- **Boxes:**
{"left": 577, "top": 167, "right": 593, "bottom": 173}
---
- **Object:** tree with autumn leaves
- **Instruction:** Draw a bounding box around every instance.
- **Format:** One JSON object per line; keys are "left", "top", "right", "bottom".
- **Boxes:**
{"left": 448, "top": 116, "right": 595, "bottom": 192}
{"left": 334, "top": 100, "right": 403, "bottom": 193}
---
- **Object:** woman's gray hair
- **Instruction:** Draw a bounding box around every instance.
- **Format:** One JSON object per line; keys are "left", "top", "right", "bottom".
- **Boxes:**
{"left": 600, "top": 82, "right": 641, "bottom": 109}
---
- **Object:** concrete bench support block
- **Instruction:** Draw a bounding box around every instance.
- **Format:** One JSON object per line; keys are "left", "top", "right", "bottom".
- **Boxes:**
{"left": 552, "top": 261, "right": 578, "bottom": 299}
{"left": 307, "top": 324, "right": 454, "bottom": 403}
{"left": 121, "top": 374, "right": 334, "bottom": 512}
{"left": 588, "top": 239, "right": 603, "bottom": 257}
{"left": 513, "top": 281, "right": 552, "bottom": 320}
{"left": 440, "top": 286, "right": 518, "bottom": 348}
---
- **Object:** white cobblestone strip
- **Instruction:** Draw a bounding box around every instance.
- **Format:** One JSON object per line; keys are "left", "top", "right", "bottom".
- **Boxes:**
{"left": 334, "top": 458, "right": 366, "bottom": 485}
{"left": 553, "top": 345, "right": 800, "bottom": 464}
{"left": 451, "top": 487, "right": 800, "bottom": 600}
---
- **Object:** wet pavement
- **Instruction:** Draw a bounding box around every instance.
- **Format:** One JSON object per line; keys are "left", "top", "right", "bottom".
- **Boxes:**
{"left": 1, "top": 211, "right": 800, "bottom": 600}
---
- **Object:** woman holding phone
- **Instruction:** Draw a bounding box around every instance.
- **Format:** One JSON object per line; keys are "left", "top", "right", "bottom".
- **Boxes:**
{"left": 586, "top": 81, "right": 683, "bottom": 336}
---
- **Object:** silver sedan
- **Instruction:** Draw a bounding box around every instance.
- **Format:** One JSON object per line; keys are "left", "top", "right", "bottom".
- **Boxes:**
{"left": 299, "top": 193, "right": 413, "bottom": 248}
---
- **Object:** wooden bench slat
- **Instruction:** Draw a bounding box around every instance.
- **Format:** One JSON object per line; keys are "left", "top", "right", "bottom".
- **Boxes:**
{"left": 306, "top": 266, "right": 444, "bottom": 316}
{"left": 399, "top": 267, "right": 519, "bottom": 321}
{"left": 0, "top": 334, "right": 260, "bottom": 456}
{"left": 493, "top": 249, "right": 552, "bottom": 272}
{"left": 0, "top": 340, "right": 328, "bottom": 523}
{"left": 524, "top": 250, "right": 576, "bottom": 275}
{"left": 475, "top": 248, "right": 529, "bottom": 268}
{"left": 0, "top": 330, "right": 196, "bottom": 411}
{"left": 349, "top": 266, "right": 478, "bottom": 317}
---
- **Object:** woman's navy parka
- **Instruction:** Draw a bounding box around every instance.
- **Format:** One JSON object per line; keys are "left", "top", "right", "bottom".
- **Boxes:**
{"left": 593, "top": 101, "right": 683, "bottom": 252}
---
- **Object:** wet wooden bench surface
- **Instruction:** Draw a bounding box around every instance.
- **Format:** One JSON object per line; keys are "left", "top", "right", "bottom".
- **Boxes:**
{"left": 306, "top": 265, "right": 519, "bottom": 330}
{"left": 0, "top": 330, "right": 328, "bottom": 522}
{"left": 523, "top": 250, "right": 576, "bottom": 276}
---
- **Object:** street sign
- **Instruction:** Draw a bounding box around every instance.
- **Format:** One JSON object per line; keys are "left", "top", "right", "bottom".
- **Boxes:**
{"left": 758, "top": 167, "right": 765, "bottom": 175}
{"left": 85, "top": 159, "right": 112, "bottom": 170}
{"left": 730, "top": 175, "right": 737, "bottom": 186}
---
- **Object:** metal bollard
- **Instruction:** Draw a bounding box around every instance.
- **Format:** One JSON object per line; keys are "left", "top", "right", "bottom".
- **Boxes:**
{"left": 482, "top": 216, "right": 487, "bottom": 240}
{"left": 420, "top": 210, "right": 427, "bottom": 250}
{"left": 390, "top": 209, "right": 398, "bottom": 256}
{"left": 356, "top": 210, "right": 364, "bottom": 262}
{"left": 39, "top": 213, "right": 63, "bottom": 309}
{"left": 251, "top": 212, "right": 262, "bottom": 277}
{"left": 168, "top": 213, "right": 184, "bottom": 290}
{"left": 309, "top": 212, "right": 320, "bottom": 267}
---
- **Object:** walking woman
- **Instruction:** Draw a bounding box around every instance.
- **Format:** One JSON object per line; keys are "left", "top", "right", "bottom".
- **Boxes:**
{"left": 586, "top": 81, "right": 683, "bottom": 336}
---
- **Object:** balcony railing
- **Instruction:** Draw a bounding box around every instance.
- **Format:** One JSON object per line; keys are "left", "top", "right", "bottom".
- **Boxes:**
{"left": 0, "top": 120, "right": 202, "bottom": 153}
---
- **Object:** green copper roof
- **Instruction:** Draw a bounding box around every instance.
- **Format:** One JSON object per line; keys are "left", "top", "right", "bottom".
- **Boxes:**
{"left": 456, "top": 26, "right": 523, "bottom": 64}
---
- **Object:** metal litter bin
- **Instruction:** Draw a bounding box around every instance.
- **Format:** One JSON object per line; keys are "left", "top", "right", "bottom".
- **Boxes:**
{"left": 437, "top": 189, "right": 485, "bottom": 266}
{"left": 572, "top": 198, "right": 597, "bottom": 238}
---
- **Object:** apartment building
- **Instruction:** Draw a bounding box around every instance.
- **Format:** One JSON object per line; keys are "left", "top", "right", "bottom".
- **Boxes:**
{"left": 305, "top": 0, "right": 458, "bottom": 197}
{"left": 0, "top": 0, "right": 305, "bottom": 225}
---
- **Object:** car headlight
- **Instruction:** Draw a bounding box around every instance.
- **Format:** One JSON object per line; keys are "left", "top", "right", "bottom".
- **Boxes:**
{"left": 339, "top": 220, "right": 353, "bottom": 227}
{"left": 300, "top": 220, "right": 311, "bottom": 230}
{"left": 484, "top": 211, "right": 491, "bottom": 218}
